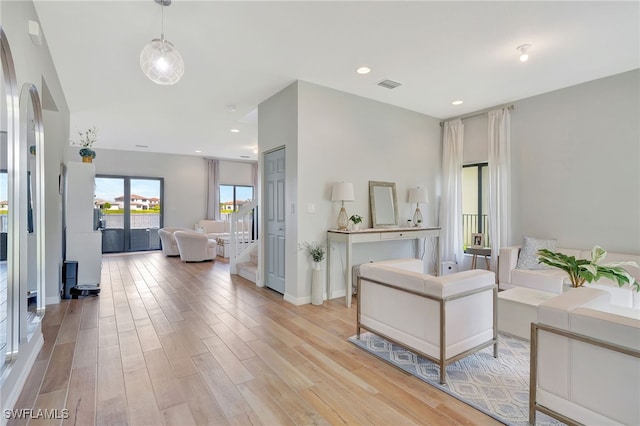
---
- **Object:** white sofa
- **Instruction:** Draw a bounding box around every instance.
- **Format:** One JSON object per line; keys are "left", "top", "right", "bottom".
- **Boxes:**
{"left": 531, "top": 287, "right": 640, "bottom": 425}
{"left": 174, "top": 231, "right": 216, "bottom": 262}
{"left": 196, "top": 219, "right": 229, "bottom": 238}
{"left": 499, "top": 246, "right": 640, "bottom": 309}
{"left": 357, "top": 258, "right": 497, "bottom": 384}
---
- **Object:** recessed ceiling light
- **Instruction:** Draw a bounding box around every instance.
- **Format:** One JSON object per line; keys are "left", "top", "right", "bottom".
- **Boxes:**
{"left": 227, "top": 105, "right": 236, "bottom": 112}
{"left": 452, "top": 100, "right": 464, "bottom": 106}
{"left": 230, "top": 128, "right": 240, "bottom": 133}
{"left": 240, "top": 155, "right": 250, "bottom": 159}
{"left": 517, "top": 44, "right": 531, "bottom": 62}
{"left": 253, "top": 149, "right": 258, "bottom": 154}
{"left": 356, "top": 66, "right": 371, "bottom": 75}
{"left": 195, "top": 150, "right": 202, "bottom": 153}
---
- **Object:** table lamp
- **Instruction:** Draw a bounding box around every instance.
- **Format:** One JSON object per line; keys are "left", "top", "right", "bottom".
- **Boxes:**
{"left": 408, "top": 187, "right": 428, "bottom": 227}
{"left": 331, "top": 182, "right": 355, "bottom": 230}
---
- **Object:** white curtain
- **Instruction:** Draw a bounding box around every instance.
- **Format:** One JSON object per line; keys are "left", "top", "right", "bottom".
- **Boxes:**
{"left": 439, "top": 119, "right": 464, "bottom": 265}
{"left": 206, "top": 159, "right": 220, "bottom": 220}
{"left": 487, "top": 108, "right": 511, "bottom": 271}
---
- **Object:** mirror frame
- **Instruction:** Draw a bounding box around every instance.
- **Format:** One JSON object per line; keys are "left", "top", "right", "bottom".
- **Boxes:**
{"left": 19, "top": 83, "right": 45, "bottom": 342}
{"left": 369, "top": 181, "right": 399, "bottom": 228}
{"left": 1, "top": 25, "right": 20, "bottom": 363}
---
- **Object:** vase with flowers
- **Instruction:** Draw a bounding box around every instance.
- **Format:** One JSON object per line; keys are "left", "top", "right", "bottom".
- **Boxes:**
{"left": 300, "top": 241, "right": 326, "bottom": 305}
{"left": 74, "top": 126, "right": 98, "bottom": 163}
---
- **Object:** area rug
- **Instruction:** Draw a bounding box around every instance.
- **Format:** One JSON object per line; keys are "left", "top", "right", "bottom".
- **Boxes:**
{"left": 349, "top": 332, "right": 563, "bottom": 426}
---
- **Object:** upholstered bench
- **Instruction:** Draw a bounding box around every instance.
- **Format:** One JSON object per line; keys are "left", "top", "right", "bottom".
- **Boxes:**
{"left": 497, "top": 287, "right": 556, "bottom": 340}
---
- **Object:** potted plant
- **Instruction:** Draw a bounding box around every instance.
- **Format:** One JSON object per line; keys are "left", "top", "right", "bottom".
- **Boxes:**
{"left": 349, "top": 214, "right": 363, "bottom": 230}
{"left": 301, "top": 241, "right": 326, "bottom": 305}
{"left": 537, "top": 246, "right": 639, "bottom": 291}
{"left": 74, "top": 126, "right": 98, "bottom": 163}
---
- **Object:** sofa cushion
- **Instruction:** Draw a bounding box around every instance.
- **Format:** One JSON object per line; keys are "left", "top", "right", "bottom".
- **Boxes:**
{"left": 516, "top": 235, "right": 556, "bottom": 270}
{"left": 510, "top": 268, "right": 568, "bottom": 294}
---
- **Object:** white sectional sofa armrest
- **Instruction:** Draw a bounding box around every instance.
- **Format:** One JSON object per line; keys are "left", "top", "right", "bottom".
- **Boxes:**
{"left": 531, "top": 288, "right": 640, "bottom": 426}
{"left": 498, "top": 246, "right": 520, "bottom": 289}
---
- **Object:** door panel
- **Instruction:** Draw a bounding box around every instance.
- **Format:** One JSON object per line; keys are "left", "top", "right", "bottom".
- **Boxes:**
{"left": 264, "top": 148, "right": 285, "bottom": 294}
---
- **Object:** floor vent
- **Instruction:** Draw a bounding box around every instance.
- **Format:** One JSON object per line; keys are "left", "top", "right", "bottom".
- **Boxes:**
{"left": 377, "top": 79, "right": 402, "bottom": 89}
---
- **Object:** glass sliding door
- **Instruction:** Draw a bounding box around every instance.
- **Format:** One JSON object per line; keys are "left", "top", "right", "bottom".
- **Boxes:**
{"left": 95, "top": 176, "right": 163, "bottom": 253}
{"left": 129, "top": 178, "right": 161, "bottom": 251}
{"left": 95, "top": 177, "right": 125, "bottom": 253}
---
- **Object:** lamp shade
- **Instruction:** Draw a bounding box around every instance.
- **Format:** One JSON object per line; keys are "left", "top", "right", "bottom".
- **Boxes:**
{"left": 331, "top": 182, "right": 355, "bottom": 202}
{"left": 140, "top": 38, "right": 185, "bottom": 85}
{"left": 408, "top": 187, "right": 429, "bottom": 204}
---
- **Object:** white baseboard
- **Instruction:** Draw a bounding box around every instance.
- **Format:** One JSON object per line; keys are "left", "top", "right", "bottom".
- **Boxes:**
{"left": 45, "top": 295, "right": 60, "bottom": 305}
{"left": 283, "top": 293, "right": 310, "bottom": 306}
{"left": 330, "top": 289, "right": 346, "bottom": 300}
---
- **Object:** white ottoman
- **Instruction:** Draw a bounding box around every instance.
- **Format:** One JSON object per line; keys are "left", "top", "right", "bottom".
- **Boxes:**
{"left": 497, "top": 287, "right": 556, "bottom": 340}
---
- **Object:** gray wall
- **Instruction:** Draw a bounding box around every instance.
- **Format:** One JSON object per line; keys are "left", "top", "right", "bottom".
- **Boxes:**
{"left": 259, "top": 81, "right": 442, "bottom": 304}
{"left": 510, "top": 70, "right": 639, "bottom": 254}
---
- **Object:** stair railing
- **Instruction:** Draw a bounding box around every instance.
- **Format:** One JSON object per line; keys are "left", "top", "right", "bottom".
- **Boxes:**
{"left": 229, "top": 199, "right": 258, "bottom": 273}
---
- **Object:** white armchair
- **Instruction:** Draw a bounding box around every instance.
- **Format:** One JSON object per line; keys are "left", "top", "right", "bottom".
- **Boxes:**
{"left": 174, "top": 231, "right": 216, "bottom": 262}
{"left": 358, "top": 258, "right": 497, "bottom": 384}
{"left": 158, "top": 227, "right": 189, "bottom": 256}
{"left": 531, "top": 287, "right": 640, "bottom": 425}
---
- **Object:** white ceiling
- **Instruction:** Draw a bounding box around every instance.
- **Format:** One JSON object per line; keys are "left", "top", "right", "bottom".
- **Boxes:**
{"left": 33, "top": 1, "right": 639, "bottom": 161}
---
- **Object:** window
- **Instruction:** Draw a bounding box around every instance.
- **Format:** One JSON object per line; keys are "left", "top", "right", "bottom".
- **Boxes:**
{"left": 462, "top": 163, "right": 489, "bottom": 249}
{"left": 219, "top": 185, "right": 254, "bottom": 220}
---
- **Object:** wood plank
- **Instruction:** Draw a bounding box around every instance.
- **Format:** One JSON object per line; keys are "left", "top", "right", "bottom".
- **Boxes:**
{"left": 40, "top": 342, "right": 75, "bottom": 394}
{"left": 174, "top": 374, "right": 228, "bottom": 426}
{"left": 161, "top": 402, "right": 198, "bottom": 426}
{"left": 64, "top": 366, "right": 96, "bottom": 426}
{"left": 191, "top": 352, "right": 253, "bottom": 419}
{"left": 134, "top": 317, "right": 162, "bottom": 352}
{"left": 118, "top": 329, "right": 146, "bottom": 373}
{"left": 143, "top": 348, "right": 185, "bottom": 411}
{"left": 123, "top": 367, "right": 163, "bottom": 426}
{"left": 201, "top": 335, "right": 254, "bottom": 385}
{"left": 96, "top": 345, "right": 128, "bottom": 425}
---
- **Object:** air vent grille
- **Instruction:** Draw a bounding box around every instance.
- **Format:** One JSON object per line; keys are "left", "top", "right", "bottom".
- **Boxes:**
{"left": 377, "top": 79, "right": 402, "bottom": 89}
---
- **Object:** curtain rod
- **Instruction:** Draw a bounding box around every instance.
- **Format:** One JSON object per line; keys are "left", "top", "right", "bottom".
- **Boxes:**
{"left": 439, "top": 104, "right": 514, "bottom": 127}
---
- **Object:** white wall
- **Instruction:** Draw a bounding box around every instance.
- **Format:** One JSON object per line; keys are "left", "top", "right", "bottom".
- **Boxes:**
{"left": 510, "top": 70, "right": 639, "bottom": 254}
{"left": 258, "top": 81, "right": 442, "bottom": 304}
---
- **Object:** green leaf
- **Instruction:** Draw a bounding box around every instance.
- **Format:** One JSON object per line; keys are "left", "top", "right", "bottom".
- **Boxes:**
{"left": 591, "top": 246, "right": 606, "bottom": 264}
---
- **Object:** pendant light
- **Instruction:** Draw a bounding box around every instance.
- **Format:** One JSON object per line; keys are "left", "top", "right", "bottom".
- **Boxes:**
{"left": 140, "top": 0, "right": 184, "bottom": 85}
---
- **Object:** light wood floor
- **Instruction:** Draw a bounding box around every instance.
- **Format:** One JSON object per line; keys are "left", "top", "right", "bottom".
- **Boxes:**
{"left": 10, "top": 252, "right": 499, "bottom": 425}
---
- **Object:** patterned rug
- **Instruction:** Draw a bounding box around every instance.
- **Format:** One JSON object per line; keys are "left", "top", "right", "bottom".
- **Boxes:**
{"left": 349, "top": 332, "right": 563, "bottom": 426}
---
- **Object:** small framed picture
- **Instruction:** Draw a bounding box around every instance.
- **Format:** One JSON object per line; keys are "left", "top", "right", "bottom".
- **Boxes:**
{"left": 471, "top": 233, "right": 484, "bottom": 248}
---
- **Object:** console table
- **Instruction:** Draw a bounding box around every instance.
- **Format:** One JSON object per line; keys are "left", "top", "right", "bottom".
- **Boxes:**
{"left": 327, "top": 227, "right": 441, "bottom": 307}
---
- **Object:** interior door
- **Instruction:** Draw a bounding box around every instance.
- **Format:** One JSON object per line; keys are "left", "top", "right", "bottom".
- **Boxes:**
{"left": 264, "top": 148, "right": 285, "bottom": 294}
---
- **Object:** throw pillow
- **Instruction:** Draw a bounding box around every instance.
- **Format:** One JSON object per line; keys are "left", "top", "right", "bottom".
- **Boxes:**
{"left": 516, "top": 236, "right": 557, "bottom": 270}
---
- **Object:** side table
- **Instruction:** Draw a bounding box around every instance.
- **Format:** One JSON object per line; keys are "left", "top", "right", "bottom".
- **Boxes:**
{"left": 467, "top": 247, "right": 491, "bottom": 270}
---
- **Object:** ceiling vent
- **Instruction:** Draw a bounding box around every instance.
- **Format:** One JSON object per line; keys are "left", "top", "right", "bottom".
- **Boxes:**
{"left": 377, "top": 79, "right": 402, "bottom": 89}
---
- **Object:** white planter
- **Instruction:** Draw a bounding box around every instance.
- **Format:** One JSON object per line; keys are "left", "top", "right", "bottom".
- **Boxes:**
{"left": 311, "top": 263, "right": 323, "bottom": 305}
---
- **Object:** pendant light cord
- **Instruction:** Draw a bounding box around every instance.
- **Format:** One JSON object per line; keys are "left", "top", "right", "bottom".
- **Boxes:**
{"left": 160, "top": 3, "right": 165, "bottom": 41}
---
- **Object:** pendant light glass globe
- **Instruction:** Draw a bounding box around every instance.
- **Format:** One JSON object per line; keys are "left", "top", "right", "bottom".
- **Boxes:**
{"left": 140, "top": 38, "right": 184, "bottom": 85}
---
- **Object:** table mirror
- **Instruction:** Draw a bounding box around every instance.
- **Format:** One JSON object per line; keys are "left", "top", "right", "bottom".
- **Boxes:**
{"left": 369, "top": 181, "right": 398, "bottom": 228}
